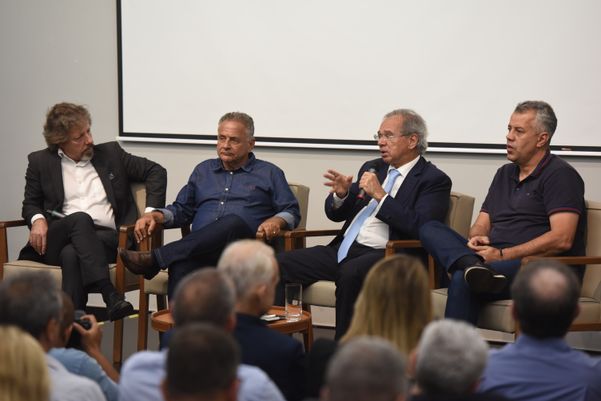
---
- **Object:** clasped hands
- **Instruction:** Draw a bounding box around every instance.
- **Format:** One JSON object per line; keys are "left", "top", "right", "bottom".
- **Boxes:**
{"left": 467, "top": 235, "right": 503, "bottom": 263}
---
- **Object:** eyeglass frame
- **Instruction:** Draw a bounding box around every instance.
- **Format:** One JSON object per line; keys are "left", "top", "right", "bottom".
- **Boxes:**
{"left": 373, "top": 131, "right": 415, "bottom": 142}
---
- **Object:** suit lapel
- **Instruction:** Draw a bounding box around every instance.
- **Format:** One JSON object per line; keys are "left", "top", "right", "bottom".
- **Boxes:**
{"left": 393, "top": 157, "right": 425, "bottom": 202}
{"left": 91, "top": 149, "right": 117, "bottom": 210}
{"left": 49, "top": 152, "right": 65, "bottom": 208}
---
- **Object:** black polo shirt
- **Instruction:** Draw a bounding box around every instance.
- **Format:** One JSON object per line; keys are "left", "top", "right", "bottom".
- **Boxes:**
{"left": 481, "top": 151, "right": 586, "bottom": 256}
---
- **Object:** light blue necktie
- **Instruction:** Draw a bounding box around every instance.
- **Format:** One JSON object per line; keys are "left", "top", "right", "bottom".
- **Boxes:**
{"left": 337, "top": 168, "right": 401, "bottom": 262}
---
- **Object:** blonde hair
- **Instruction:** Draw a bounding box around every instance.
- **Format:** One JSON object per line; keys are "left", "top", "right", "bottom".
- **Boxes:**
{"left": 342, "top": 254, "right": 431, "bottom": 354}
{"left": 0, "top": 325, "right": 50, "bottom": 401}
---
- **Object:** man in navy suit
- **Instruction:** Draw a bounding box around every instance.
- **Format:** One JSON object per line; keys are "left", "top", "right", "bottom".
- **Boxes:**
{"left": 276, "top": 109, "right": 452, "bottom": 339}
{"left": 218, "top": 239, "right": 306, "bottom": 401}
{"left": 19, "top": 102, "right": 167, "bottom": 320}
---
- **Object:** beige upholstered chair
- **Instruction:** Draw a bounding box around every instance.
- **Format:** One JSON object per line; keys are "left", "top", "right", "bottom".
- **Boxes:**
{"left": 432, "top": 199, "right": 601, "bottom": 337}
{"left": 0, "top": 183, "right": 151, "bottom": 367}
{"left": 136, "top": 182, "right": 310, "bottom": 350}
{"left": 285, "top": 191, "right": 476, "bottom": 312}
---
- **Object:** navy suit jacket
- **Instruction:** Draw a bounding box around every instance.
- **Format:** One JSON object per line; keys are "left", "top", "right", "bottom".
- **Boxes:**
{"left": 234, "top": 313, "right": 306, "bottom": 401}
{"left": 325, "top": 156, "right": 452, "bottom": 247}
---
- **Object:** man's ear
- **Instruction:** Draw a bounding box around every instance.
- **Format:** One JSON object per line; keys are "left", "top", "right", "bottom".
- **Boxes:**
{"left": 536, "top": 131, "right": 549, "bottom": 148}
{"left": 226, "top": 378, "right": 240, "bottom": 401}
{"left": 41, "top": 317, "right": 61, "bottom": 349}
{"left": 225, "top": 312, "right": 237, "bottom": 332}
{"left": 407, "top": 348, "right": 418, "bottom": 380}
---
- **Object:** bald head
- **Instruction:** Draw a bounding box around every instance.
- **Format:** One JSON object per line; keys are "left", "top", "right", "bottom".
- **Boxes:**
{"left": 511, "top": 260, "right": 580, "bottom": 338}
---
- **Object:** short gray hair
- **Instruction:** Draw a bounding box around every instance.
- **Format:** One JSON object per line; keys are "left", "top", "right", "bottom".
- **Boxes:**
{"left": 384, "top": 109, "right": 428, "bottom": 155}
{"left": 172, "top": 269, "right": 236, "bottom": 328}
{"left": 218, "top": 111, "right": 255, "bottom": 138}
{"left": 326, "top": 336, "right": 407, "bottom": 401}
{"left": 514, "top": 100, "right": 557, "bottom": 140}
{"left": 217, "top": 240, "right": 276, "bottom": 300}
{"left": 415, "top": 319, "right": 488, "bottom": 396}
{"left": 0, "top": 271, "right": 62, "bottom": 339}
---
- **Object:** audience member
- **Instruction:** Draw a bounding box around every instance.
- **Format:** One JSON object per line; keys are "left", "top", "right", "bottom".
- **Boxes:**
{"left": 418, "top": 100, "right": 586, "bottom": 324}
{"left": 120, "top": 111, "right": 300, "bottom": 298}
{"left": 0, "top": 271, "right": 105, "bottom": 401}
{"left": 277, "top": 108, "right": 451, "bottom": 338}
{"left": 161, "top": 323, "right": 240, "bottom": 401}
{"left": 479, "top": 260, "right": 601, "bottom": 401}
{"left": 321, "top": 336, "right": 407, "bottom": 401}
{"left": 49, "top": 292, "right": 118, "bottom": 401}
{"left": 410, "top": 319, "right": 507, "bottom": 401}
{"left": 305, "top": 254, "right": 431, "bottom": 398}
{"left": 119, "top": 269, "right": 285, "bottom": 401}
{"left": 0, "top": 325, "right": 50, "bottom": 401}
{"left": 218, "top": 239, "right": 305, "bottom": 401}
{"left": 19, "top": 102, "right": 167, "bottom": 318}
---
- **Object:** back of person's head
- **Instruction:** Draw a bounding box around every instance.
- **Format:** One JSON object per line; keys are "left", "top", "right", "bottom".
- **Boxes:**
{"left": 0, "top": 271, "right": 62, "bottom": 341}
{"left": 43, "top": 102, "right": 92, "bottom": 151}
{"left": 323, "top": 336, "right": 406, "bottom": 401}
{"left": 171, "top": 269, "right": 236, "bottom": 328}
{"left": 0, "top": 325, "right": 50, "bottom": 401}
{"left": 513, "top": 100, "right": 557, "bottom": 139}
{"left": 342, "top": 255, "right": 431, "bottom": 354}
{"left": 414, "top": 319, "right": 488, "bottom": 397}
{"left": 217, "top": 239, "right": 277, "bottom": 301}
{"left": 511, "top": 259, "right": 580, "bottom": 338}
{"left": 162, "top": 323, "right": 240, "bottom": 401}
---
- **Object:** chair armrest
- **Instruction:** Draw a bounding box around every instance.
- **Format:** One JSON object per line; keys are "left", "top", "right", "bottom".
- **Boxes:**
{"left": 283, "top": 229, "right": 340, "bottom": 251}
{"left": 384, "top": 239, "right": 439, "bottom": 289}
{"left": 522, "top": 255, "right": 601, "bottom": 267}
{"left": 0, "top": 219, "right": 27, "bottom": 270}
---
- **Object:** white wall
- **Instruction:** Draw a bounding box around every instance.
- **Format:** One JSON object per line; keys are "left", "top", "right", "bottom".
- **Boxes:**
{"left": 2, "top": 1, "right": 601, "bottom": 347}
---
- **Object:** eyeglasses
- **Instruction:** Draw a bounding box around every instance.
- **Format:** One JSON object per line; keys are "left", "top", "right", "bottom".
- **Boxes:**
{"left": 373, "top": 132, "right": 412, "bottom": 142}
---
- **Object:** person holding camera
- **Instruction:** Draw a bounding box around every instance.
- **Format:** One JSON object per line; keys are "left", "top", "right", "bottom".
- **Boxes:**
{"left": 49, "top": 292, "right": 119, "bottom": 401}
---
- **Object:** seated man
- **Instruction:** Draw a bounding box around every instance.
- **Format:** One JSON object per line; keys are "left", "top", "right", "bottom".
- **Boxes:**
{"left": 419, "top": 100, "right": 586, "bottom": 323}
{"left": 410, "top": 319, "right": 507, "bottom": 401}
{"left": 0, "top": 271, "right": 105, "bottom": 401}
{"left": 218, "top": 239, "right": 305, "bottom": 401}
{"left": 161, "top": 323, "right": 240, "bottom": 401}
{"left": 119, "top": 112, "right": 300, "bottom": 297}
{"left": 119, "top": 269, "right": 285, "bottom": 401}
{"left": 277, "top": 109, "right": 451, "bottom": 338}
{"left": 321, "top": 336, "right": 407, "bottom": 401}
{"left": 19, "top": 102, "right": 167, "bottom": 319}
{"left": 479, "top": 260, "right": 601, "bottom": 401}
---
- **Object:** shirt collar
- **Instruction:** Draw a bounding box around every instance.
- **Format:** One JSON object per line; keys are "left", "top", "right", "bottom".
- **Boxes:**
{"left": 57, "top": 148, "right": 92, "bottom": 166}
{"left": 211, "top": 152, "right": 257, "bottom": 172}
{"left": 511, "top": 150, "right": 552, "bottom": 182}
{"left": 515, "top": 333, "right": 570, "bottom": 351}
{"left": 389, "top": 154, "right": 421, "bottom": 177}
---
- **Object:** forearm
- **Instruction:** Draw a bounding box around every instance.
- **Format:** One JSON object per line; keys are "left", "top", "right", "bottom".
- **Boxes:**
{"left": 87, "top": 347, "right": 120, "bottom": 382}
{"left": 501, "top": 231, "right": 573, "bottom": 261}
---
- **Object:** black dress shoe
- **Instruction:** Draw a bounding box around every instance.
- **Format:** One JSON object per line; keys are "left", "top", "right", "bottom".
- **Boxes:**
{"left": 107, "top": 292, "right": 134, "bottom": 321}
{"left": 118, "top": 249, "right": 160, "bottom": 280}
{"left": 464, "top": 264, "right": 507, "bottom": 293}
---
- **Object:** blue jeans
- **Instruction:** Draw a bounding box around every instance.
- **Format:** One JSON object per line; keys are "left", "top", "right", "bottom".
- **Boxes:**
{"left": 419, "top": 220, "right": 520, "bottom": 324}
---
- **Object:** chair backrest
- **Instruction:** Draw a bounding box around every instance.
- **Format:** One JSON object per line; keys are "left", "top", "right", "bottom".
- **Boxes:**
{"left": 445, "top": 191, "right": 475, "bottom": 237}
{"left": 581, "top": 200, "right": 601, "bottom": 299}
{"left": 288, "top": 182, "right": 309, "bottom": 229}
{"left": 131, "top": 182, "right": 147, "bottom": 217}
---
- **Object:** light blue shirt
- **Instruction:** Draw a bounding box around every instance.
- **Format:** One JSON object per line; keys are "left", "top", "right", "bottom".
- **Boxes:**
{"left": 119, "top": 350, "right": 285, "bottom": 401}
{"left": 46, "top": 354, "right": 106, "bottom": 401}
{"left": 50, "top": 348, "right": 117, "bottom": 401}
{"left": 479, "top": 334, "right": 601, "bottom": 401}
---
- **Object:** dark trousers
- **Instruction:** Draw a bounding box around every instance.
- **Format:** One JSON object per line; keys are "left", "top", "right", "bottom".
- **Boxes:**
{"left": 276, "top": 242, "right": 385, "bottom": 339}
{"left": 156, "top": 214, "right": 255, "bottom": 298}
{"left": 419, "top": 220, "right": 520, "bottom": 324}
{"left": 19, "top": 212, "right": 118, "bottom": 309}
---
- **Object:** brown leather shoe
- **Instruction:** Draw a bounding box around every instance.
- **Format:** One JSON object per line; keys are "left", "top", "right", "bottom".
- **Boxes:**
{"left": 118, "top": 249, "right": 160, "bottom": 280}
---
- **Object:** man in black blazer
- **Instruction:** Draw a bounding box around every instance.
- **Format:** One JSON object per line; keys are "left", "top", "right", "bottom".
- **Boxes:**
{"left": 19, "top": 102, "right": 167, "bottom": 320}
{"left": 276, "top": 109, "right": 452, "bottom": 339}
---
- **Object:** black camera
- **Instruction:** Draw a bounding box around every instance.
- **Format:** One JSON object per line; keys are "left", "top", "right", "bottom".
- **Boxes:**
{"left": 66, "top": 309, "right": 91, "bottom": 349}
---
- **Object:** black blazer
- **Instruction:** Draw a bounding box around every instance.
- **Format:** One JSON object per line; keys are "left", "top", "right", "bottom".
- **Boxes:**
{"left": 21, "top": 141, "right": 167, "bottom": 228}
{"left": 325, "top": 156, "right": 452, "bottom": 247}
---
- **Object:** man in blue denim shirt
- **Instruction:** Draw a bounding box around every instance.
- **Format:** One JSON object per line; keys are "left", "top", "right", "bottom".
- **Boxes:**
{"left": 120, "top": 112, "right": 300, "bottom": 296}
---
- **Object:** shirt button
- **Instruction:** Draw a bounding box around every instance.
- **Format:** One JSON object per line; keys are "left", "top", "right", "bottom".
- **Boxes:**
{"left": 225, "top": 188, "right": 229, "bottom": 191}
{"left": 220, "top": 202, "right": 224, "bottom": 205}
{"left": 230, "top": 172, "right": 233, "bottom": 175}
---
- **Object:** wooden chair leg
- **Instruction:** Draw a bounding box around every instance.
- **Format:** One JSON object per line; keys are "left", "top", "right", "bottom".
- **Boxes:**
{"left": 137, "top": 291, "right": 150, "bottom": 351}
{"left": 113, "top": 318, "right": 124, "bottom": 369}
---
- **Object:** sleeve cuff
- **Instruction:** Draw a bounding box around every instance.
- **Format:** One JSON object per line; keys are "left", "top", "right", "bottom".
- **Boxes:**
{"left": 31, "top": 213, "right": 45, "bottom": 225}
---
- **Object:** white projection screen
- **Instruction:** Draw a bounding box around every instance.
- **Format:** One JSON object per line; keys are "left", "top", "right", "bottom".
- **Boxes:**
{"left": 118, "top": 0, "right": 601, "bottom": 155}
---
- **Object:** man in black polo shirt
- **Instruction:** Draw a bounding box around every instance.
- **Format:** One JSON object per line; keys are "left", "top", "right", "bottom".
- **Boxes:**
{"left": 419, "top": 100, "right": 586, "bottom": 324}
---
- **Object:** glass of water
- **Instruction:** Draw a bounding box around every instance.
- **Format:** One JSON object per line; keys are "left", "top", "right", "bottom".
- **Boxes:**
{"left": 285, "top": 283, "right": 303, "bottom": 322}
